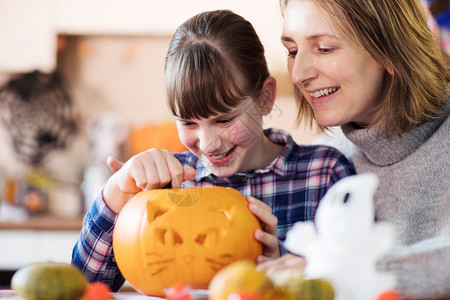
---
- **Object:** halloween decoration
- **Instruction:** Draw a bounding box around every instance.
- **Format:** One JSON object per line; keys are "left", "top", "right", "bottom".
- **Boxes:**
{"left": 113, "top": 186, "right": 263, "bottom": 297}
{"left": 0, "top": 71, "right": 77, "bottom": 165}
{"left": 285, "top": 173, "right": 396, "bottom": 300}
{"left": 82, "top": 112, "right": 128, "bottom": 212}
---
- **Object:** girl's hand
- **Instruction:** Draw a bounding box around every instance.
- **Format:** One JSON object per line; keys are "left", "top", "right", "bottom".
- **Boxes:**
{"left": 248, "top": 196, "right": 280, "bottom": 260}
{"left": 256, "top": 253, "right": 306, "bottom": 276}
{"left": 103, "top": 149, "right": 195, "bottom": 214}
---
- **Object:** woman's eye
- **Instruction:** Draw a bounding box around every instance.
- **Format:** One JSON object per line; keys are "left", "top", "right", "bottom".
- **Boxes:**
{"left": 287, "top": 49, "right": 297, "bottom": 57}
{"left": 318, "top": 47, "right": 334, "bottom": 54}
{"left": 288, "top": 51, "right": 297, "bottom": 57}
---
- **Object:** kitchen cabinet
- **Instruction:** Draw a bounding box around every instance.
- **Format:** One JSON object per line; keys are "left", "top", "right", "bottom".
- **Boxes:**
{"left": 0, "top": 0, "right": 57, "bottom": 73}
{"left": 0, "top": 0, "right": 285, "bottom": 74}
{"left": 0, "top": 216, "right": 82, "bottom": 270}
{"left": 54, "top": 0, "right": 285, "bottom": 70}
{"left": 55, "top": 0, "right": 280, "bottom": 35}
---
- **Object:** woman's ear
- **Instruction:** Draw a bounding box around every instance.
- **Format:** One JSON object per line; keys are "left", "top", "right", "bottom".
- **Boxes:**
{"left": 257, "top": 76, "right": 277, "bottom": 115}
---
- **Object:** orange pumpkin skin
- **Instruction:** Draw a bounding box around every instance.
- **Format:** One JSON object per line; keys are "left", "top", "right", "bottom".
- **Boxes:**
{"left": 113, "top": 187, "right": 263, "bottom": 297}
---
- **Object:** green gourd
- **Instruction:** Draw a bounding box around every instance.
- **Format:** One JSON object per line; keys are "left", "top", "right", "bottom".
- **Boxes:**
{"left": 297, "top": 278, "right": 335, "bottom": 300}
{"left": 11, "top": 262, "right": 88, "bottom": 300}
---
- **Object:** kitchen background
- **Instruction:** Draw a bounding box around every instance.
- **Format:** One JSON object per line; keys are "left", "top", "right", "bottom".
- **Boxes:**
{"left": 0, "top": 0, "right": 448, "bottom": 290}
{"left": 0, "top": 0, "right": 323, "bottom": 288}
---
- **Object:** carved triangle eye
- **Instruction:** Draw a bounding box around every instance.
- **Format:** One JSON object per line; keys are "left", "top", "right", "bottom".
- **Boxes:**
{"left": 208, "top": 203, "right": 236, "bottom": 221}
{"left": 147, "top": 201, "right": 173, "bottom": 223}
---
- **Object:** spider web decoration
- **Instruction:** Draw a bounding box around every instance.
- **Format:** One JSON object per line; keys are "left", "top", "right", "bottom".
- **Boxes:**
{"left": 0, "top": 71, "right": 78, "bottom": 166}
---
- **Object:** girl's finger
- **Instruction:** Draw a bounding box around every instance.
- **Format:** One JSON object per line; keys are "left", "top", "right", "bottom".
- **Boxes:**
{"left": 107, "top": 156, "right": 124, "bottom": 172}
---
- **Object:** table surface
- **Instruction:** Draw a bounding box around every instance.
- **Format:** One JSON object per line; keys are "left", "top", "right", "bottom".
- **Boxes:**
{"left": 0, "top": 289, "right": 440, "bottom": 300}
{"left": 0, "top": 290, "right": 164, "bottom": 299}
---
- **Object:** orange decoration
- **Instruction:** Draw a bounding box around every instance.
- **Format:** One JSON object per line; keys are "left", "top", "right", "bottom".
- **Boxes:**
{"left": 129, "top": 122, "right": 187, "bottom": 156}
{"left": 164, "top": 284, "right": 193, "bottom": 300}
{"left": 113, "top": 187, "right": 263, "bottom": 297}
{"left": 82, "top": 282, "right": 113, "bottom": 300}
{"left": 377, "top": 290, "right": 403, "bottom": 300}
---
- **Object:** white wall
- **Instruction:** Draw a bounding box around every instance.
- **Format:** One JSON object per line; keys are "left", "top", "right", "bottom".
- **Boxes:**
{"left": 55, "top": 0, "right": 287, "bottom": 72}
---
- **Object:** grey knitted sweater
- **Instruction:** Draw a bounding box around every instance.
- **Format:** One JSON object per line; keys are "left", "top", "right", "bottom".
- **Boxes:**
{"left": 341, "top": 104, "right": 450, "bottom": 298}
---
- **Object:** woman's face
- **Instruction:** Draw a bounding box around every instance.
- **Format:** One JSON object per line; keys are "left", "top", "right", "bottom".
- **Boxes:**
{"left": 281, "top": 0, "right": 387, "bottom": 127}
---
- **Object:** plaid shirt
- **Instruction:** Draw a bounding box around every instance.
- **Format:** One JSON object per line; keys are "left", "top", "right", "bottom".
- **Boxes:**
{"left": 72, "top": 128, "right": 355, "bottom": 291}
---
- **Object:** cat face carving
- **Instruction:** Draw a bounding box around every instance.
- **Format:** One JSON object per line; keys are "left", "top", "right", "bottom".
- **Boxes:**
{"left": 113, "top": 187, "right": 262, "bottom": 296}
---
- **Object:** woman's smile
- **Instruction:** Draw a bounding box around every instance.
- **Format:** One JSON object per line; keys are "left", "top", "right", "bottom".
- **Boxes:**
{"left": 308, "top": 86, "right": 340, "bottom": 105}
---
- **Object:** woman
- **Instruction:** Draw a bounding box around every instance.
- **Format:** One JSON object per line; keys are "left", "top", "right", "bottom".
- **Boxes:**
{"left": 261, "top": 0, "right": 450, "bottom": 298}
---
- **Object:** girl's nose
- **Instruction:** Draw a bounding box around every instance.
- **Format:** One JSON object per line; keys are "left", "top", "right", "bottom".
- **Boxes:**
{"left": 199, "top": 127, "right": 222, "bottom": 154}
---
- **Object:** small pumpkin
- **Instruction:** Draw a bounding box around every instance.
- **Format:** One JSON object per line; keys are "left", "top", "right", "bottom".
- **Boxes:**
{"left": 11, "top": 262, "right": 87, "bottom": 300}
{"left": 113, "top": 186, "right": 263, "bottom": 296}
{"left": 208, "top": 260, "right": 274, "bottom": 300}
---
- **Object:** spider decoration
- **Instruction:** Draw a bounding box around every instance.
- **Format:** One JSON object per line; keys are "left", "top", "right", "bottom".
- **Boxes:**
{"left": 0, "top": 71, "right": 78, "bottom": 166}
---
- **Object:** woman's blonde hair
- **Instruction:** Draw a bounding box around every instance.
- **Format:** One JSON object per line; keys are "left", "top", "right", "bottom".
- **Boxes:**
{"left": 165, "top": 10, "right": 270, "bottom": 119}
{"left": 281, "top": 0, "right": 449, "bottom": 134}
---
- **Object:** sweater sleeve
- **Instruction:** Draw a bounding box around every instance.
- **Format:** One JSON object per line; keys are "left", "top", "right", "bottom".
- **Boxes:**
{"left": 377, "top": 235, "right": 450, "bottom": 298}
{"left": 71, "top": 192, "right": 126, "bottom": 292}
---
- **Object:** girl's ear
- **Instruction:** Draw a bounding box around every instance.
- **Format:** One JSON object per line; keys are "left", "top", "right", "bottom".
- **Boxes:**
{"left": 257, "top": 76, "right": 277, "bottom": 115}
{"left": 386, "top": 65, "right": 394, "bottom": 75}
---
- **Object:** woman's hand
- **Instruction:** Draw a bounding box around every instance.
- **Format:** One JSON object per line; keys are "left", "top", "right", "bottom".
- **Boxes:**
{"left": 248, "top": 196, "right": 280, "bottom": 260}
{"left": 256, "top": 253, "right": 307, "bottom": 276}
{"left": 103, "top": 149, "right": 195, "bottom": 214}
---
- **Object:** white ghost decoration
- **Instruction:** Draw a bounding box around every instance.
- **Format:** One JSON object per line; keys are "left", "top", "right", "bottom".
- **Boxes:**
{"left": 285, "top": 173, "right": 396, "bottom": 300}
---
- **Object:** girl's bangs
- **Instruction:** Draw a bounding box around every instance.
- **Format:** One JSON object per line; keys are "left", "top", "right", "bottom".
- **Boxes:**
{"left": 167, "top": 42, "right": 247, "bottom": 120}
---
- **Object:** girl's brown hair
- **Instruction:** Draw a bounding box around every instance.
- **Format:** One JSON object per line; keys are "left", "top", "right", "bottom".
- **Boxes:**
{"left": 281, "top": 0, "right": 449, "bottom": 134}
{"left": 165, "top": 9, "right": 270, "bottom": 119}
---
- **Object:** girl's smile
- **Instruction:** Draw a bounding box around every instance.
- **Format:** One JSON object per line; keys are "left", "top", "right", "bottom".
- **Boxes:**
{"left": 204, "top": 145, "right": 237, "bottom": 165}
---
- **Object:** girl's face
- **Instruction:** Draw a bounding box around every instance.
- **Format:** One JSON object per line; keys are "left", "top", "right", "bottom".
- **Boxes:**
{"left": 175, "top": 98, "right": 266, "bottom": 177}
{"left": 281, "top": 0, "right": 387, "bottom": 127}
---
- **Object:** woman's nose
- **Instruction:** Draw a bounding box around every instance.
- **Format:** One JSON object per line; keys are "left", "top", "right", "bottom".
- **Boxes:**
{"left": 290, "top": 52, "right": 317, "bottom": 85}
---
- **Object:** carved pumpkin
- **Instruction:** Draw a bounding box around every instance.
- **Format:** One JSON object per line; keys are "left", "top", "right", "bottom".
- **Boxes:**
{"left": 113, "top": 186, "right": 263, "bottom": 296}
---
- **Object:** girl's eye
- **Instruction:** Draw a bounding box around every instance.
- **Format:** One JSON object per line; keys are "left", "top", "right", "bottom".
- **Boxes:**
{"left": 180, "top": 121, "right": 196, "bottom": 127}
{"left": 217, "top": 117, "right": 235, "bottom": 125}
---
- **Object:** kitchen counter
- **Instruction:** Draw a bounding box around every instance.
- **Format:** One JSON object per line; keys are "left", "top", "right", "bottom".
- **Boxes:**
{"left": 0, "top": 215, "right": 83, "bottom": 231}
